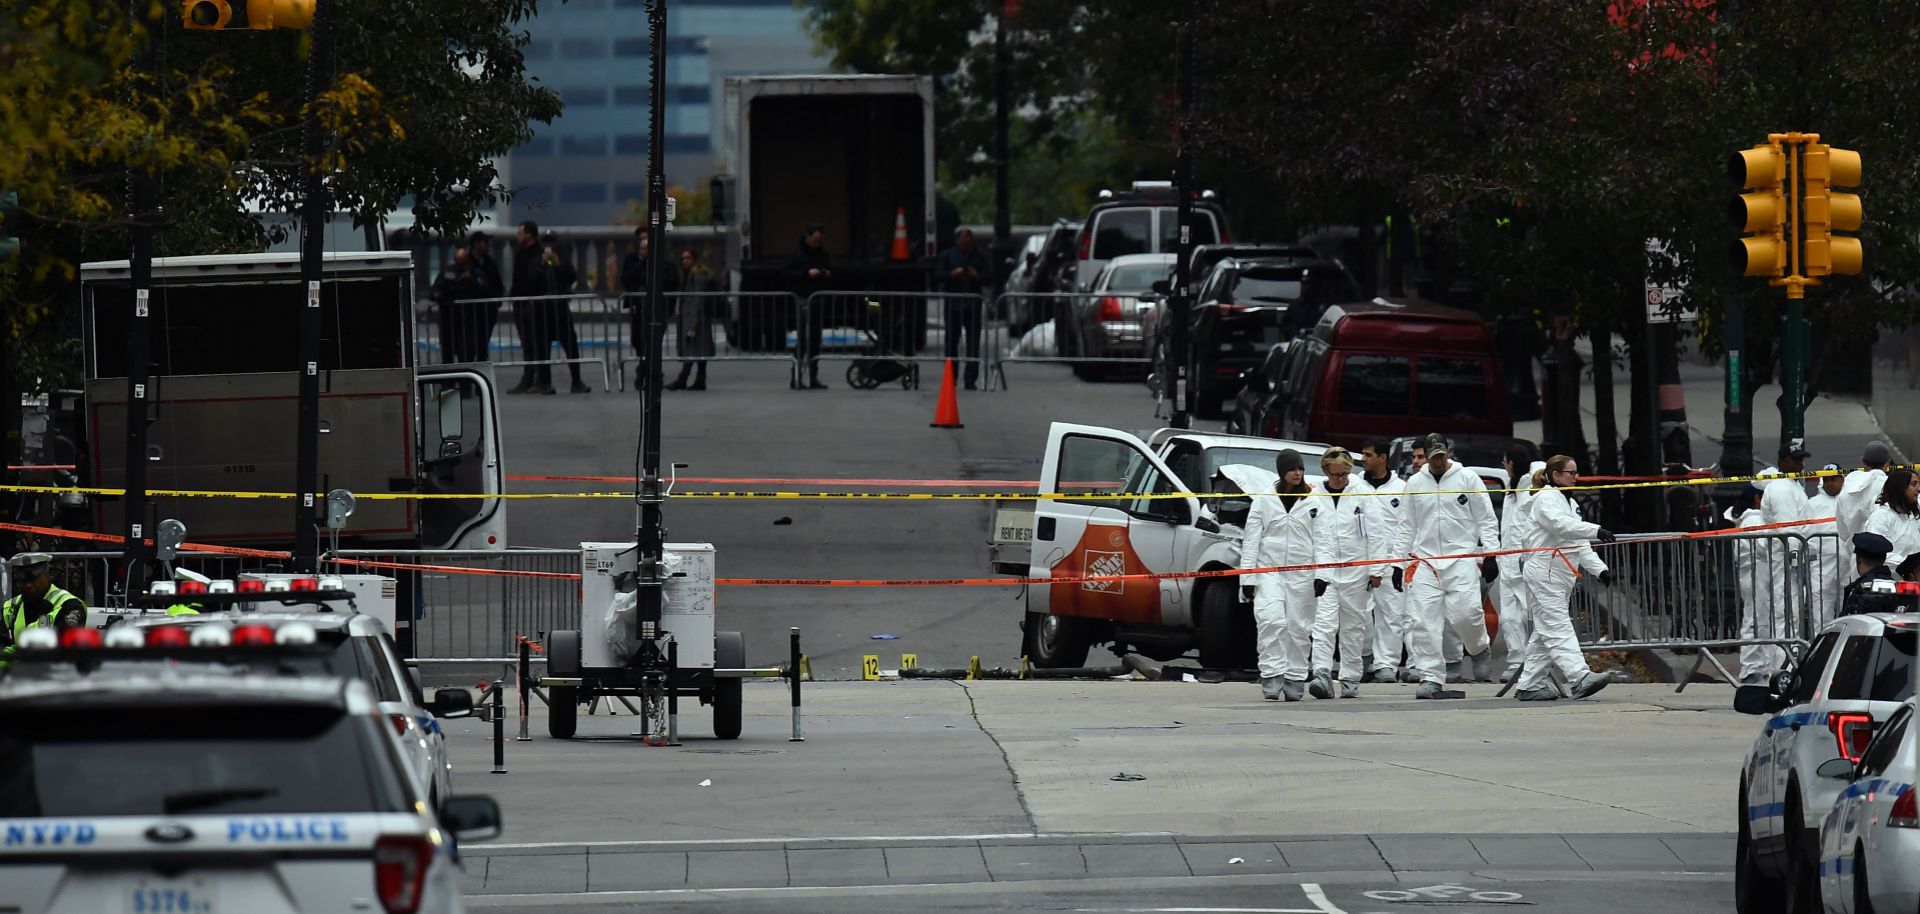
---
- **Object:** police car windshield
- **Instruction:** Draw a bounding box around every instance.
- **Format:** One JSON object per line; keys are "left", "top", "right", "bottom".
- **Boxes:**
{"left": 0, "top": 705, "right": 410, "bottom": 817}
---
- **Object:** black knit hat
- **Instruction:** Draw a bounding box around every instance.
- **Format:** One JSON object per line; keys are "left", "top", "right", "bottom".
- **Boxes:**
{"left": 1274, "top": 449, "right": 1304, "bottom": 476}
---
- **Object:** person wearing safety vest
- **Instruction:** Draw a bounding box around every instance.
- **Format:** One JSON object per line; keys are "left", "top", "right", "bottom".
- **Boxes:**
{"left": 165, "top": 568, "right": 210, "bottom": 616}
{"left": 2, "top": 553, "right": 89, "bottom": 673}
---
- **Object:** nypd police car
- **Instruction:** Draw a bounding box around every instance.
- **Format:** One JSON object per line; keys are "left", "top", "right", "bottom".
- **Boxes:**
{"left": 122, "top": 577, "right": 472, "bottom": 805}
{"left": 0, "top": 627, "right": 500, "bottom": 914}
{"left": 1735, "top": 612, "right": 1917, "bottom": 914}
{"left": 1816, "top": 697, "right": 1918, "bottom": 914}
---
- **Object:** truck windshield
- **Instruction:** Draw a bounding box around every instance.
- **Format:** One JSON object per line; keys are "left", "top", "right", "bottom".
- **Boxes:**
{"left": 0, "top": 704, "right": 409, "bottom": 817}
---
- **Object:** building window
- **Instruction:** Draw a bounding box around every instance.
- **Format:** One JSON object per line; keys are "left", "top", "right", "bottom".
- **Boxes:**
{"left": 613, "top": 183, "right": 647, "bottom": 204}
{"left": 614, "top": 134, "right": 649, "bottom": 156}
{"left": 668, "top": 85, "right": 710, "bottom": 105}
{"left": 516, "top": 184, "right": 555, "bottom": 208}
{"left": 559, "top": 135, "right": 607, "bottom": 156}
{"left": 523, "top": 39, "right": 553, "bottom": 61}
{"left": 559, "top": 37, "right": 605, "bottom": 58}
{"left": 560, "top": 86, "right": 608, "bottom": 107}
{"left": 613, "top": 86, "right": 648, "bottom": 107}
{"left": 560, "top": 183, "right": 608, "bottom": 204}
{"left": 665, "top": 134, "right": 710, "bottom": 155}
{"left": 666, "top": 55, "right": 708, "bottom": 84}
{"left": 614, "top": 37, "right": 648, "bottom": 57}
{"left": 516, "top": 136, "right": 555, "bottom": 157}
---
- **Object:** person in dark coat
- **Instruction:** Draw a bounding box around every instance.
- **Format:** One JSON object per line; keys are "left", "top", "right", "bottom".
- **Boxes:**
{"left": 528, "top": 232, "right": 590, "bottom": 395}
{"left": 1840, "top": 531, "right": 1898, "bottom": 616}
{"left": 666, "top": 247, "right": 718, "bottom": 390}
{"left": 507, "top": 221, "right": 545, "bottom": 393}
{"left": 467, "top": 231, "right": 504, "bottom": 359}
{"left": 936, "top": 227, "right": 988, "bottom": 389}
{"left": 785, "top": 224, "right": 833, "bottom": 390}
{"left": 619, "top": 227, "right": 678, "bottom": 392}
{"left": 430, "top": 247, "right": 485, "bottom": 362}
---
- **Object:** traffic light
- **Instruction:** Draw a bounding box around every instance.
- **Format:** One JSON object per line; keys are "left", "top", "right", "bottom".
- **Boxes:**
{"left": 181, "top": 0, "right": 313, "bottom": 30}
{"left": 1802, "top": 143, "right": 1863, "bottom": 276}
{"left": 0, "top": 190, "right": 20, "bottom": 266}
{"left": 1727, "top": 144, "right": 1786, "bottom": 277}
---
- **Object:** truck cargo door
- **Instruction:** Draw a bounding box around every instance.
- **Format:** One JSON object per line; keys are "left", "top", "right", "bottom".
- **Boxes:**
{"left": 417, "top": 368, "right": 506, "bottom": 549}
{"left": 1034, "top": 423, "right": 1196, "bottom": 625}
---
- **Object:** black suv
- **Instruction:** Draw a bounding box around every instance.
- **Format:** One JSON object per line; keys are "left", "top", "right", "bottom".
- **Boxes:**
{"left": 1177, "top": 255, "right": 1360, "bottom": 419}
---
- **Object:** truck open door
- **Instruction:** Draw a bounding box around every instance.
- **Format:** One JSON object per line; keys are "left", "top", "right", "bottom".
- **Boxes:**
{"left": 417, "top": 367, "right": 506, "bottom": 550}
{"left": 1027, "top": 423, "right": 1200, "bottom": 665}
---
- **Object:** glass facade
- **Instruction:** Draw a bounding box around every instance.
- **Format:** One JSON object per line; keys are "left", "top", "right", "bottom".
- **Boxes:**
{"left": 509, "top": 0, "right": 828, "bottom": 224}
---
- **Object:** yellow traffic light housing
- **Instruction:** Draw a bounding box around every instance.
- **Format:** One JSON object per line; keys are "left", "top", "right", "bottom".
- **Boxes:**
{"left": 182, "top": 0, "right": 313, "bottom": 30}
{"left": 1727, "top": 145, "right": 1786, "bottom": 278}
{"left": 1802, "top": 143, "right": 1863, "bottom": 276}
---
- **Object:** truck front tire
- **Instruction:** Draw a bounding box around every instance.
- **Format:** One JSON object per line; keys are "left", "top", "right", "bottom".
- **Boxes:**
{"left": 1198, "top": 581, "right": 1254, "bottom": 672}
{"left": 1023, "top": 611, "right": 1092, "bottom": 668}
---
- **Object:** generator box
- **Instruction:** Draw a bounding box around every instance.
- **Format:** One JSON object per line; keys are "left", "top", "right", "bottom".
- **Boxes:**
{"left": 580, "top": 542, "right": 716, "bottom": 670}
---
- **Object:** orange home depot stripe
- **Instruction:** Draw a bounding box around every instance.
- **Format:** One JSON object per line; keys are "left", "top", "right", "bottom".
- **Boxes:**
{"left": 508, "top": 474, "right": 1041, "bottom": 487}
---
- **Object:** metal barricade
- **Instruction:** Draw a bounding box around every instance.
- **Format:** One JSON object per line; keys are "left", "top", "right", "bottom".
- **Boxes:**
{"left": 418, "top": 293, "right": 616, "bottom": 391}
{"left": 798, "top": 291, "right": 989, "bottom": 389}
{"left": 614, "top": 291, "right": 804, "bottom": 390}
{"left": 1566, "top": 531, "right": 1840, "bottom": 681}
{"left": 986, "top": 291, "right": 1154, "bottom": 389}
{"left": 328, "top": 548, "right": 582, "bottom": 662}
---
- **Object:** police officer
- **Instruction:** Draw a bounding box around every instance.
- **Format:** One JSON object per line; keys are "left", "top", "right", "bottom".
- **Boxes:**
{"left": 1391, "top": 434, "right": 1500, "bottom": 698}
{"left": 164, "top": 568, "right": 208, "bottom": 616}
{"left": 1838, "top": 531, "right": 1896, "bottom": 617}
{"left": 2, "top": 554, "right": 88, "bottom": 672}
{"left": 1239, "top": 449, "right": 1318, "bottom": 702}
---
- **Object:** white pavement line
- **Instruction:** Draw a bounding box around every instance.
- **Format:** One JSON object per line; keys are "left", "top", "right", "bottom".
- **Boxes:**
{"left": 1302, "top": 883, "right": 1350, "bottom": 914}
{"left": 1076, "top": 908, "right": 1325, "bottom": 913}
{"left": 481, "top": 830, "right": 1176, "bottom": 851}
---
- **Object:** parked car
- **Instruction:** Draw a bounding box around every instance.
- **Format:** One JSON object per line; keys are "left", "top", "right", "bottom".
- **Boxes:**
{"left": 1005, "top": 220, "right": 1082, "bottom": 334}
{"left": 1060, "top": 252, "right": 1175, "bottom": 381}
{"left": 1733, "top": 612, "right": 1917, "bottom": 913}
{"left": 1817, "top": 695, "right": 1918, "bottom": 914}
{"left": 1072, "top": 182, "right": 1231, "bottom": 293}
{"left": 1226, "top": 342, "right": 1297, "bottom": 437}
{"left": 1184, "top": 242, "right": 1322, "bottom": 294}
{"left": 1180, "top": 255, "right": 1362, "bottom": 419}
{"left": 1275, "top": 298, "right": 1513, "bottom": 449}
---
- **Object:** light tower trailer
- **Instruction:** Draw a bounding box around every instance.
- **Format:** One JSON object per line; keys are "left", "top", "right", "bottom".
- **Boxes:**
{"left": 539, "top": 542, "right": 802, "bottom": 742}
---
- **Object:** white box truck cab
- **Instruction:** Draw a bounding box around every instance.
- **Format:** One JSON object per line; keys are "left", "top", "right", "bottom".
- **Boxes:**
{"left": 78, "top": 251, "right": 506, "bottom": 553}
{"left": 1006, "top": 422, "right": 1328, "bottom": 670}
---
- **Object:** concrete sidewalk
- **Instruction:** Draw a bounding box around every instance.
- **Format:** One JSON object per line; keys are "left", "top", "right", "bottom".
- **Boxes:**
{"left": 442, "top": 679, "right": 1755, "bottom": 847}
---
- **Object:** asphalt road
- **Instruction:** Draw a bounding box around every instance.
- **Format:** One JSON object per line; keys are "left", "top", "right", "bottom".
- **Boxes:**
{"left": 496, "top": 359, "right": 1159, "bottom": 677}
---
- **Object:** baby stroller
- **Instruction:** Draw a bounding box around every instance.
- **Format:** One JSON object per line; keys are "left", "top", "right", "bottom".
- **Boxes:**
{"left": 845, "top": 298, "right": 920, "bottom": 390}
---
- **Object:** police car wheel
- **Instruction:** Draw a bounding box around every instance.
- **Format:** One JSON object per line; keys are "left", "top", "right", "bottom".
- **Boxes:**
{"left": 1023, "top": 611, "right": 1091, "bottom": 668}
{"left": 1735, "top": 792, "right": 1785, "bottom": 914}
{"left": 548, "top": 686, "right": 578, "bottom": 739}
{"left": 1852, "top": 844, "right": 1875, "bottom": 914}
{"left": 1781, "top": 791, "right": 1820, "bottom": 914}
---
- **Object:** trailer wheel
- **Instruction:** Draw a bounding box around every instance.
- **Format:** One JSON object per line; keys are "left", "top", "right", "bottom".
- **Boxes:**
{"left": 547, "top": 686, "right": 578, "bottom": 739}
{"left": 547, "top": 630, "right": 582, "bottom": 678}
{"left": 714, "top": 631, "right": 745, "bottom": 740}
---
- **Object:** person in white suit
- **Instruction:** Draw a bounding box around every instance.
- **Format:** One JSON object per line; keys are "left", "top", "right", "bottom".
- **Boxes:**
{"left": 1514, "top": 455, "right": 1614, "bottom": 701}
{"left": 1239, "top": 449, "right": 1318, "bottom": 702}
{"left": 1309, "top": 447, "right": 1384, "bottom": 699}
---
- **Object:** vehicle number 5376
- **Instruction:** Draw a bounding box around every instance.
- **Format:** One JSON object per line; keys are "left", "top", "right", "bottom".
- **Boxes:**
{"left": 129, "top": 882, "right": 216, "bottom": 914}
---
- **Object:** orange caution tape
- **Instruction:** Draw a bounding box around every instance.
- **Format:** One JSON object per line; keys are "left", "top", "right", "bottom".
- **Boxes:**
{"left": 323, "top": 556, "right": 582, "bottom": 580}
{"left": 0, "top": 521, "right": 292, "bottom": 559}
{"left": 509, "top": 473, "right": 1041, "bottom": 488}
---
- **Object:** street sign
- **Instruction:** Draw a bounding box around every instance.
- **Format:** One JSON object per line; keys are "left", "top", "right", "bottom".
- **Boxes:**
{"left": 1645, "top": 238, "right": 1698, "bottom": 324}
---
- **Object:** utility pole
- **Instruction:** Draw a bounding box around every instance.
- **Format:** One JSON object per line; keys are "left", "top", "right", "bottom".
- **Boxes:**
{"left": 292, "top": 0, "right": 335, "bottom": 571}
{"left": 1717, "top": 291, "right": 1752, "bottom": 477}
{"left": 1169, "top": 21, "right": 1194, "bottom": 429}
{"left": 121, "top": 0, "right": 156, "bottom": 589}
{"left": 635, "top": 0, "right": 670, "bottom": 644}
{"left": 991, "top": 7, "right": 1012, "bottom": 300}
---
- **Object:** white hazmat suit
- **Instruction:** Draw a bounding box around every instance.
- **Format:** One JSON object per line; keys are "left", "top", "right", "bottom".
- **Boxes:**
{"left": 1311, "top": 477, "right": 1384, "bottom": 685}
{"left": 1240, "top": 484, "right": 1319, "bottom": 682}
{"left": 1804, "top": 489, "right": 1843, "bottom": 629}
{"left": 1496, "top": 463, "right": 1546, "bottom": 674}
{"left": 1517, "top": 484, "right": 1607, "bottom": 695}
{"left": 1863, "top": 502, "right": 1920, "bottom": 573}
{"left": 1363, "top": 471, "right": 1411, "bottom": 679}
{"left": 1732, "top": 501, "right": 1782, "bottom": 681}
{"left": 1392, "top": 461, "right": 1499, "bottom": 686}
{"left": 1834, "top": 467, "right": 1886, "bottom": 559}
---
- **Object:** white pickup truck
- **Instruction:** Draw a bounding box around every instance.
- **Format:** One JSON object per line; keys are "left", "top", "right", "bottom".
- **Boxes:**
{"left": 991, "top": 423, "right": 1329, "bottom": 669}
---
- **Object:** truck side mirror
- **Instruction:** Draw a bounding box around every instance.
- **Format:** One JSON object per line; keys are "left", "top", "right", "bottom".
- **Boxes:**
{"left": 430, "top": 688, "right": 475, "bottom": 719}
{"left": 1151, "top": 279, "right": 1171, "bottom": 296}
{"left": 438, "top": 795, "right": 502, "bottom": 843}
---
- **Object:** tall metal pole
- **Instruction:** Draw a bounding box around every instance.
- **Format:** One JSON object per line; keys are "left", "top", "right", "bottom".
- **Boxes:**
{"left": 636, "top": 0, "right": 669, "bottom": 634}
{"left": 293, "top": 0, "right": 335, "bottom": 571}
{"left": 1169, "top": 21, "right": 1194, "bottom": 429}
{"left": 1718, "top": 290, "right": 1753, "bottom": 477}
{"left": 121, "top": 0, "right": 155, "bottom": 588}
{"left": 991, "top": 11, "right": 1012, "bottom": 298}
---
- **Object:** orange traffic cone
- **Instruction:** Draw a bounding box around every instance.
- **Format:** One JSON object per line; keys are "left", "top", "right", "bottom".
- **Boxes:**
{"left": 930, "top": 359, "right": 964, "bottom": 429}
{"left": 889, "top": 207, "right": 911, "bottom": 261}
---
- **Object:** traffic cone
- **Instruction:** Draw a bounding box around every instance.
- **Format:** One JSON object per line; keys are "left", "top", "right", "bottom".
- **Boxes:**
{"left": 889, "top": 207, "right": 911, "bottom": 261}
{"left": 930, "top": 359, "right": 964, "bottom": 429}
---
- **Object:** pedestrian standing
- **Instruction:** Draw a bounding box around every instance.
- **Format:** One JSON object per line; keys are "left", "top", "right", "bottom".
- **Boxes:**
{"left": 1835, "top": 441, "right": 1892, "bottom": 565}
{"left": 1390, "top": 433, "right": 1500, "bottom": 698}
{"left": 619, "top": 227, "right": 672, "bottom": 392}
{"left": 1513, "top": 456, "right": 1614, "bottom": 701}
{"left": 786, "top": 224, "right": 833, "bottom": 390}
{"left": 1758, "top": 445, "right": 1813, "bottom": 662}
{"left": 1359, "top": 438, "right": 1410, "bottom": 683}
{"left": 506, "top": 221, "right": 544, "bottom": 394}
{"left": 1864, "top": 468, "right": 1920, "bottom": 570}
{"left": 468, "top": 231, "right": 504, "bottom": 361}
{"left": 530, "top": 233, "right": 591, "bottom": 395}
{"left": 666, "top": 247, "right": 717, "bottom": 391}
{"left": 1804, "top": 466, "right": 1846, "bottom": 628}
{"left": 937, "top": 227, "right": 988, "bottom": 390}
{"left": 429, "top": 247, "right": 483, "bottom": 363}
{"left": 1309, "top": 447, "right": 1381, "bottom": 699}
{"left": 1730, "top": 482, "right": 1778, "bottom": 684}
{"left": 1839, "top": 532, "right": 1896, "bottom": 617}
{"left": 1239, "top": 449, "right": 1317, "bottom": 702}
{"left": 1497, "top": 448, "right": 1545, "bottom": 683}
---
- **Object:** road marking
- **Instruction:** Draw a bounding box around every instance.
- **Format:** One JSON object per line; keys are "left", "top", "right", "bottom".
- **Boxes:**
{"left": 1303, "top": 883, "right": 1350, "bottom": 914}
{"left": 481, "top": 830, "right": 1178, "bottom": 851}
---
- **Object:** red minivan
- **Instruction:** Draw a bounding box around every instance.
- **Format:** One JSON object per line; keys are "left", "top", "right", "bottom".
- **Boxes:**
{"left": 1274, "top": 298, "right": 1512, "bottom": 449}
